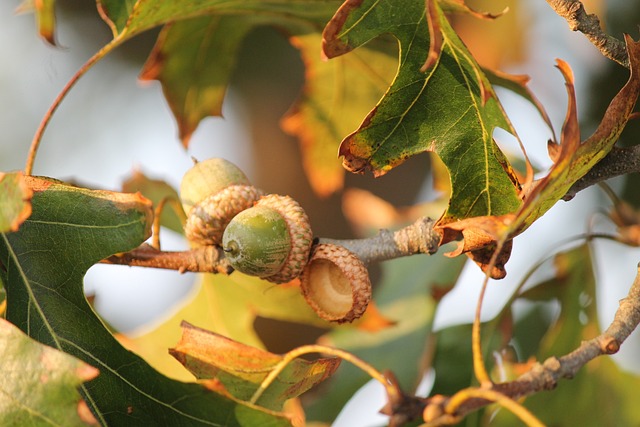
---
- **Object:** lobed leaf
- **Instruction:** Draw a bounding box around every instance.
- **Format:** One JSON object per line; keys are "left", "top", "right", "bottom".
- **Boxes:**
{"left": 0, "top": 176, "right": 290, "bottom": 426}
{"left": 170, "top": 321, "right": 341, "bottom": 412}
{"left": 0, "top": 318, "right": 98, "bottom": 426}
{"left": 324, "top": 0, "right": 522, "bottom": 224}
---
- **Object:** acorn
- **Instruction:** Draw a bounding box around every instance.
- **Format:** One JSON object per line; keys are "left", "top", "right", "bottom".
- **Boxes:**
{"left": 222, "top": 194, "right": 313, "bottom": 284}
{"left": 180, "top": 158, "right": 263, "bottom": 246}
{"left": 300, "top": 243, "right": 371, "bottom": 323}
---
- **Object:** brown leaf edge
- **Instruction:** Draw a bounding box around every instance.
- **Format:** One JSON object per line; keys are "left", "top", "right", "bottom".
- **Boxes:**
{"left": 1, "top": 172, "right": 34, "bottom": 232}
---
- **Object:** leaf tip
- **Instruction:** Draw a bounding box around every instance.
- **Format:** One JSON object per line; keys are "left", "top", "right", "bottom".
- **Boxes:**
{"left": 321, "top": 0, "right": 365, "bottom": 58}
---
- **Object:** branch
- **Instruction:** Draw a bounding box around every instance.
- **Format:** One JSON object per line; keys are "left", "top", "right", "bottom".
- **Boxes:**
{"left": 545, "top": 0, "right": 629, "bottom": 68}
{"left": 319, "top": 217, "right": 440, "bottom": 264}
{"left": 564, "top": 145, "right": 640, "bottom": 200}
{"left": 101, "top": 244, "right": 232, "bottom": 274}
{"left": 421, "top": 261, "right": 640, "bottom": 425}
{"left": 100, "top": 217, "right": 442, "bottom": 273}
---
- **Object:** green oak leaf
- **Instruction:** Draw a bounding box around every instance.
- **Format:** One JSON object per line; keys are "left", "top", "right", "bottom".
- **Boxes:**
{"left": 492, "top": 245, "right": 640, "bottom": 426}
{"left": 0, "top": 177, "right": 290, "bottom": 426}
{"left": 324, "top": 0, "right": 522, "bottom": 223}
{"left": 0, "top": 318, "right": 98, "bottom": 426}
{"left": 96, "top": 0, "right": 340, "bottom": 41}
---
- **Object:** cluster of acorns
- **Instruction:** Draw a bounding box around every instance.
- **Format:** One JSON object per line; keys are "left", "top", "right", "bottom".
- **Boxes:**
{"left": 179, "top": 158, "right": 371, "bottom": 323}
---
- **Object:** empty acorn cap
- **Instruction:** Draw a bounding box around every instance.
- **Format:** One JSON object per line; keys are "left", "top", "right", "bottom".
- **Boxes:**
{"left": 300, "top": 243, "right": 371, "bottom": 323}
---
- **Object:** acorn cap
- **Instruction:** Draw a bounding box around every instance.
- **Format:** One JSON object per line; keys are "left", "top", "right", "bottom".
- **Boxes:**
{"left": 300, "top": 243, "right": 371, "bottom": 323}
{"left": 184, "top": 184, "right": 262, "bottom": 246}
{"left": 180, "top": 158, "right": 251, "bottom": 216}
{"left": 255, "top": 194, "right": 313, "bottom": 284}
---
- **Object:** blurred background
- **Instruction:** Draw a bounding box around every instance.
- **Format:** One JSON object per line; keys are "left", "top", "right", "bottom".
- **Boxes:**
{"left": 2, "top": 0, "right": 640, "bottom": 425}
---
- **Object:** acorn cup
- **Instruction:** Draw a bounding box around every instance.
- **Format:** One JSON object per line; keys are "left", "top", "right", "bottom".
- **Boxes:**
{"left": 180, "top": 158, "right": 263, "bottom": 247}
{"left": 222, "top": 194, "right": 313, "bottom": 284}
{"left": 300, "top": 243, "right": 372, "bottom": 323}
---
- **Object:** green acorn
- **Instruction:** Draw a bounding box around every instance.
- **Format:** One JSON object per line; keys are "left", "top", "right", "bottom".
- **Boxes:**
{"left": 222, "top": 194, "right": 313, "bottom": 284}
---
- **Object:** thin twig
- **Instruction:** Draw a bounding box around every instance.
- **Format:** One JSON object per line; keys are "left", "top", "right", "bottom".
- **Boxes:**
{"left": 319, "top": 217, "right": 440, "bottom": 264}
{"left": 101, "top": 217, "right": 442, "bottom": 273}
{"left": 545, "top": 0, "right": 629, "bottom": 67}
{"left": 25, "top": 38, "right": 122, "bottom": 175}
{"left": 422, "top": 262, "right": 640, "bottom": 423}
{"left": 564, "top": 145, "right": 640, "bottom": 200}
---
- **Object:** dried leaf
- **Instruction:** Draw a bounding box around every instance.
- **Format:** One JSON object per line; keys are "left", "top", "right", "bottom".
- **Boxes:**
{"left": 140, "top": 16, "right": 255, "bottom": 146}
{"left": 517, "top": 35, "right": 640, "bottom": 232}
{"left": 170, "top": 321, "right": 341, "bottom": 411}
{"left": 283, "top": 34, "right": 396, "bottom": 197}
{"left": 17, "top": 0, "right": 57, "bottom": 45}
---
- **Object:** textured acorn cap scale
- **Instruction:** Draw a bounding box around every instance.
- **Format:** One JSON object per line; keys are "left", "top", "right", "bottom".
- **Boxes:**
{"left": 184, "top": 184, "right": 262, "bottom": 246}
{"left": 301, "top": 243, "right": 372, "bottom": 323}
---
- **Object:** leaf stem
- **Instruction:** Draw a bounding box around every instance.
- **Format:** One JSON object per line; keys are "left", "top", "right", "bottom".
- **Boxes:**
{"left": 249, "top": 344, "right": 399, "bottom": 406}
{"left": 471, "top": 239, "right": 506, "bottom": 386}
{"left": 544, "top": 0, "right": 629, "bottom": 67}
{"left": 445, "top": 387, "right": 544, "bottom": 427}
{"left": 151, "top": 196, "right": 187, "bottom": 249}
{"left": 25, "top": 37, "right": 122, "bottom": 175}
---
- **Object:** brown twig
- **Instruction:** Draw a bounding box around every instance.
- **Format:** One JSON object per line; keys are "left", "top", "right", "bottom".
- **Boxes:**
{"left": 101, "top": 244, "right": 232, "bottom": 274}
{"left": 545, "top": 0, "right": 629, "bottom": 67}
{"left": 101, "top": 217, "right": 441, "bottom": 273}
{"left": 421, "top": 262, "right": 640, "bottom": 425}
{"left": 564, "top": 145, "right": 640, "bottom": 200}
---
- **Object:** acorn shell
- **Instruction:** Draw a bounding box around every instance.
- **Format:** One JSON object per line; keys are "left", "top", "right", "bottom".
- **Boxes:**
{"left": 222, "top": 205, "right": 291, "bottom": 277}
{"left": 256, "top": 194, "right": 312, "bottom": 284}
{"left": 221, "top": 194, "right": 313, "bottom": 284}
{"left": 300, "top": 243, "right": 371, "bottom": 323}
